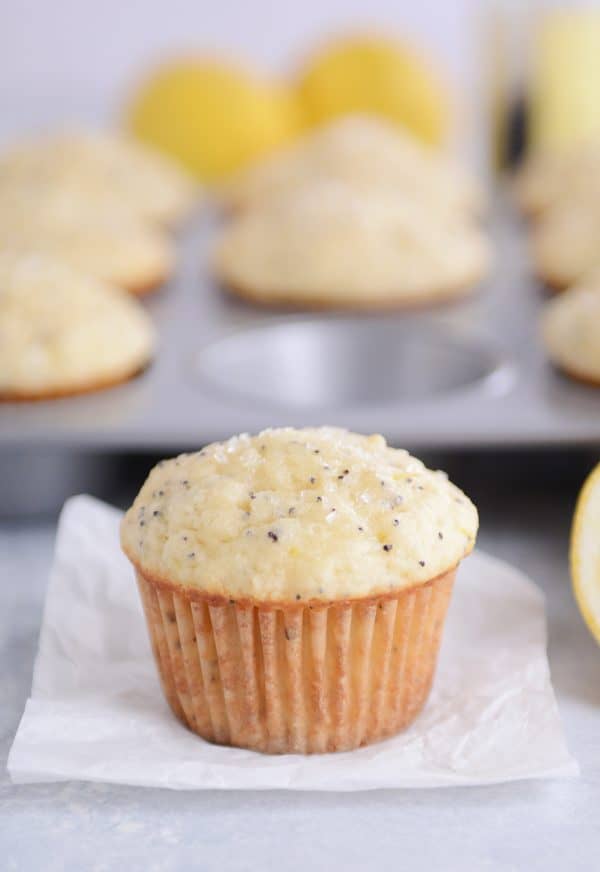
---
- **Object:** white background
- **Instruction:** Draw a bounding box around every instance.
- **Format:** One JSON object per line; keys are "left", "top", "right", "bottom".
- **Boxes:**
{"left": 1, "top": 0, "right": 485, "bottom": 148}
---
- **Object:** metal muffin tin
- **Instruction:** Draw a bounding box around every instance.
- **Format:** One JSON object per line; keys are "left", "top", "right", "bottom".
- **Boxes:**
{"left": 1, "top": 202, "right": 600, "bottom": 455}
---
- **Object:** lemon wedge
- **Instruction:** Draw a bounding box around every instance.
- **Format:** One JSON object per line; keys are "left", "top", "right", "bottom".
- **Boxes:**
{"left": 571, "top": 462, "right": 600, "bottom": 643}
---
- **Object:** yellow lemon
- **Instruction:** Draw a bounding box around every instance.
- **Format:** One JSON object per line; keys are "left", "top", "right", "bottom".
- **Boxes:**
{"left": 295, "top": 34, "right": 450, "bottom": 146}
{"left": 570, "top": 462, "right": 600, "bottom": 643}
{"left": 530, "top": 10, "right": 600, "bottom": 152}
{"left": 127, "top": 59, "right": 301, "bottom": 183}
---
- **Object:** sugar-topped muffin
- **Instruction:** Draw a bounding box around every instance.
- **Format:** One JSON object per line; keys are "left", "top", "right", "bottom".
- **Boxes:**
{"left": 514, "top": 144, "right": 600, "bottom": 218}
{"left": 121, "top": 427, "right": 478, "bottom": 754}
{"left": 0, "top": 187, "right": 174, "bottom": 295}
{"left": 0, "top": 128, "right": 197, "bottom": 227}
{"left": 122, "top": 428, "right": 477, "bottom": 601}
{"left": 530, "top": 201, "right": 600, "bottom": 290}
{"left": 541, "top": 283, "right": 600, "bottom": 385}
{"left": 214, "top": 179, "right": 491, "bottom": 308}
{"left": 222, "top": 114, "right": 484, "bottom": 216}
{"left": 0, "top": 254, "right": 155, "bottom": 400}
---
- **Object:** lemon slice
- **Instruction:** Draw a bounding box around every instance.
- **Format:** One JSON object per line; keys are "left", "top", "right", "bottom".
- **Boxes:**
{"left": 571, "top": 462, "right": 600, "bottom": 642}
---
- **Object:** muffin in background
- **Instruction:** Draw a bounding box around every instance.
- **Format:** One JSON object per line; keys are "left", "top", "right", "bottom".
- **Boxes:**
{"left": 529, "top": 200, "right": 600, "bottom": 291}
{"left": 541, "top": 283, "right": 600, "bottom": 385}
{"left": 0, "top": 254, "right": 155, "bottom": 401}
{"left": 221, "top": 114, "right": 484, "bottom": 216}
{"left": 514, "top": 144, "right": 600, "bottom": 219}
{"left": 0, "top": 128, "right": 197, "bottom": 227}
{"left": 0, "top": 187, "right": 174, "bottom": 296}
{"left": 213, "top": 179, "right": 491, "bottom": 309}
{"left": 121, "top": 427, "right": 478, "bottom": 754}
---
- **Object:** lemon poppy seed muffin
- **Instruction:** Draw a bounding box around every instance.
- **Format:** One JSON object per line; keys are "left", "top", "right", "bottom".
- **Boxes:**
{"left": 214, "top": 180, "right": 491, "bottom": 309}
{"left": 541, "top": 283, "right": 600, "bottom": 385}
{"left": 121, "top": 427, "right": 478, "bottom": 754}
{"left": 0, "top": 128, "right": 197, "bottom": 227}
{"left": 530, "top": 201, "right": 600, "bottom": 291}
{"left": 0, "top": 254, "right": 155, "bottom": 400}
{"left": 61, "top": 129, "right": 198, "bottom": 226}
{"left": 222, "top": 114, "right": 485, "bottom": 217}
{"left": 514, "top": 144, "right": 600, "bottom": 218}
{"left": 0, "top": 188, "right": 174, "bottom": 295}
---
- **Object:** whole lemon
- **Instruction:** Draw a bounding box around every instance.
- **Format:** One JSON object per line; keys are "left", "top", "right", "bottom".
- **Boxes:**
{"left": 295, "top": 35, "right": 450, "bottom": 146}
{"left": 127, "top": 59, "right": 301, "bottom": 182}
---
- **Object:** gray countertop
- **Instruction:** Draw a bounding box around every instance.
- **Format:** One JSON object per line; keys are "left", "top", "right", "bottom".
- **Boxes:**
{"left": 1, "top": 457, "right": 600, "bottom": 872}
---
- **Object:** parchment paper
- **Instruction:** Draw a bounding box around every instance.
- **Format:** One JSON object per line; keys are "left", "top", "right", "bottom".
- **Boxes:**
{"left": 7, "top": 495, "right": 578, "bottom": 790}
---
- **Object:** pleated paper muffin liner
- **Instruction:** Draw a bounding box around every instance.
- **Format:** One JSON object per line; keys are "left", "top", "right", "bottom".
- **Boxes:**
{"left": 135, "top": 567, "right": 456, "bottom": 754}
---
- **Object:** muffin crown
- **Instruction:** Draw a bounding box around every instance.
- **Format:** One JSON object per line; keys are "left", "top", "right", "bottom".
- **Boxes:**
{"left": 0, "top": 186, "right": 173, "bottom": 294}
{"left": 224, "top": 114, "right": 484, "bottom": 216}
{"left": 0, "top": 128, "right": 196, "bottom": 225}
{"left": 541, "top": 283, "right": 600, "bottom": 380}
{"left": 214, "top": 178, "right": 490, "bottom": 306}
{"left": 0, "top": 253, "right": 155, "bottom": 397}
{"left": 121, "top": 427, "right": 478, "bottom": 602}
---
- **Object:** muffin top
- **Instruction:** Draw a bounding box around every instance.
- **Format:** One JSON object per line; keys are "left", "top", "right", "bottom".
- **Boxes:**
{"left": 514, "top": 144, "right": 600, "bottom": 217}
{"left": 0, "top": 187, "right": 173, "bottom": 294}
{"left": 530, "top": 201, "right": 600, "bottom": 289}
{"left": 541, "top": 283, "right": 600, "bottom": 383}
{"left": 214, "top": 179, "right": 490, "bottom": 306}
{"left": 0, "top": 254, "right": 155, "bottom": 398}
{"left": 0, "top": 128, "right": 196, "bottom": 226}
{"left": 121, "top": 427, "right": 478, "bottom": 602}
{"left": 223, "top": 114, "right": 484, "bottom": 216}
